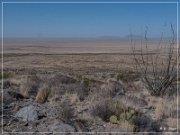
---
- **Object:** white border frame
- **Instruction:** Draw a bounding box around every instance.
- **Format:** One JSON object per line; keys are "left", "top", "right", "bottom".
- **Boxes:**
{"left": 1, "top": 1, "right": 179, "bottom": 134}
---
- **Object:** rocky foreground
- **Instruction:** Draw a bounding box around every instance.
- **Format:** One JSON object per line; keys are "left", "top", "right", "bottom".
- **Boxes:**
{"left": 0, "top": 70, "right": 179, "bottom": 134}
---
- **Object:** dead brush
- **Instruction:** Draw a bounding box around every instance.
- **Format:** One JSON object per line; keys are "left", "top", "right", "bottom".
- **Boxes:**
{"left": 59, "top": 101, "right": 75, "bottom": 123}
{"left": 155, "top": 96, "right": 177, "bottom": 119}
{"left": 20, "top": 75, "right": 41, "bottom": 98}
{"left": 120, "top": 120, "right": 135, "bottom": 132}
{"left": 64, "top": 93, "right": 80, "bottom": 105}
{"left": 131, "top": 25, "right": 178, "bottom": 97}
{"left": 35, "top": 84, "right": 50, "bottom": 103}
{"left": 116, "top": 71, "right": 140, "bottom": 83}
{"left": 90, "top": 98, "right": 152, "bottom": 132}
{"left": 91, "top": 99, "right": 128, "bottom": 122}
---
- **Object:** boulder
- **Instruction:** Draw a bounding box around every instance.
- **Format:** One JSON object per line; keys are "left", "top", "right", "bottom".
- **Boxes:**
{"left": 15, "top": 105, "right": 38, "bottom": 122}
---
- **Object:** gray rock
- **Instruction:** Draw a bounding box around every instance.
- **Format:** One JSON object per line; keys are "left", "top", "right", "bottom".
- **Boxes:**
{"left": 15, "top": 105, "right": 38, "bottom": 122}
{"left": 50, "top": 120, "right": 75, "bottom": 132}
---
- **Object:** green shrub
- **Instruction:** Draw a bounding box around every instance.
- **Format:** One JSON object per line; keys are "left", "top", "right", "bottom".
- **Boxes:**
{"left": 109, "top": 115, "right": 119, "bottom": 124}
{"left": 118, "top": 110, "right": 136, "bottom": 124}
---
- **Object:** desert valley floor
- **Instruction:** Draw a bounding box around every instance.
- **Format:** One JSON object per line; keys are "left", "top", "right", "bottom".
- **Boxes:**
{"left": 0, "top": 38, "right": 179, "bottom": 134}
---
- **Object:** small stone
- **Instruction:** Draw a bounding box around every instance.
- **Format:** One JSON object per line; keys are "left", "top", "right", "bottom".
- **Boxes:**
{"left": 50, "top": 120, "right": 75, "bottom": 132}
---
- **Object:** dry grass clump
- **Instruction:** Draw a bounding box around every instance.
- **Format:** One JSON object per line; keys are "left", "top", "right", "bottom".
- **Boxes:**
{"left": 154, "top": 98, "right": 166, "bottom": 119}
{"left": 166, "top": 118, "right": 177, "bottom": 129}
{"left": 70, "top": 72, "right": 97, "bottom": 88}
{"left": 64, "top": 93, "right": 80, "bottom": 105}
{"left": 9, "top": 75, "right": 24, "bottom": 86}
{"left": 59, "top": 101, "right": 75, "bottom": 123}
{"left": 35, "top": 84, "right": 50, "bottom": 103}
{"left": 45, "top": 73, "right": 87, "bottom": 101}
{"left": 120, "top": 120, "right": 135, "bottom": 132}
{"left": 88, "top": 80, "right": 125, "bottom": 109}
{"left": 20, "top": 83, "right": 31, "bottom": 98}
{"left": 49, "top": 86, "right": 62, "bottom": 102}
{"left": 69, "top": 72, "right": 83, "bottom": 81}
{"left": 91, "top": 99, "right": 125, "bottom": 121}
{"left": 99, "top": 79, "right": 124, "bottom": 98}
{"left": 20, "top": 75, "right": 41, "bottom": 98}
{"left": 91, "top": 99, "right": 137, "bottom": 123}
{"left": 115, "top": 95, "right": 148, "bottom": 110}
{"left": 154, "top": 96, "right": 177, "bottom": 119}
{"left": 48, "top": 74, "right": 77, "bottom": 87}
{"left": 91, "top": 98, "right": 158, "bottom": 132}
{"left": 49, "top": 82, "right": 84, "bottom": 102}
{"left": 58, "top": 93, "right": 80, "bottom": 106}
{"left": 117, "top": 71, "right": 139, "bottom": 82}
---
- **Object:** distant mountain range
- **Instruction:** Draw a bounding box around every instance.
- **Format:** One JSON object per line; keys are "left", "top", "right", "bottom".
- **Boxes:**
{"left": 124, "top": 34, "right": 143, "bottom": 39}
{"left": 3, "top": 35, "right": 177, "bottom": 41}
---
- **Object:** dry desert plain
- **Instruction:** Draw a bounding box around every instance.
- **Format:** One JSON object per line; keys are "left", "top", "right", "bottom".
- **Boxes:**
{"left": 0, "top": 38, "right": 179, "bottom": 134}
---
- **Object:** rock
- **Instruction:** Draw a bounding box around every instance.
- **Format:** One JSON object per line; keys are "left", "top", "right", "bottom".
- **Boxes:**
{"left": 50, "top": 120, "right": 75, "bottom": 132}
{"left": 15, "top": 105, "right": 38, "bottom": 122}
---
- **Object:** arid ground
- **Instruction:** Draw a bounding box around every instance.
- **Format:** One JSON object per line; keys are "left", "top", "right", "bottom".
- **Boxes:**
{"left": 1, "top": 38, "right": 179, "bottom": 134}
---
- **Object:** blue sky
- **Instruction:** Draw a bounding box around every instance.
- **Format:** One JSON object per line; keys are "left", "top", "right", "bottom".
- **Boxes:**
{"left": 2, "top": 2, "right": 178, "bottom": 38}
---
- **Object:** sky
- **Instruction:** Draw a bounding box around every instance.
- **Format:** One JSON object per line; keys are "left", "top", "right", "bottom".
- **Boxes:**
{"left": 1, "top": 2, "right": 178, "bottom": 38}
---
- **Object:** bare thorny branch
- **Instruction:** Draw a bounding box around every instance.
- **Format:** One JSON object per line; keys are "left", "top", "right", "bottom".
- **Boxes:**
{"left": 131, "top": 25, "right": 178, "bottom": 97}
